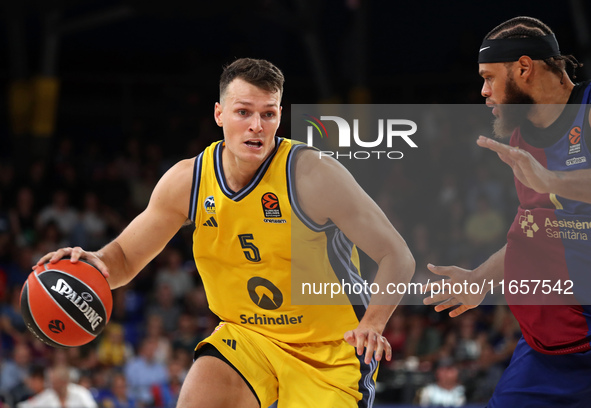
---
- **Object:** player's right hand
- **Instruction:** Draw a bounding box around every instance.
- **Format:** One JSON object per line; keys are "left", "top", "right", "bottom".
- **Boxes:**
{"left": 477, "top": 136, "right": 555, "bottom": 194}
{"left": 422, "top": 263, "right": 486, "bottom": 317}
{"left": 34, "top": 247, "right": 110, "bottom": 279}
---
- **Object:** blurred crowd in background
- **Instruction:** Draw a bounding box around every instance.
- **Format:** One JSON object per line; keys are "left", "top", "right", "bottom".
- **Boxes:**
{"left": 0, "top": 89, "right": 523, "bottom": 407}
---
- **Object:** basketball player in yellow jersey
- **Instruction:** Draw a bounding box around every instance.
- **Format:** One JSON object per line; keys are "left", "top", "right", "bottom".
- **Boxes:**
{"left": 36, "top": 58, "right": 415, "bottom": 407}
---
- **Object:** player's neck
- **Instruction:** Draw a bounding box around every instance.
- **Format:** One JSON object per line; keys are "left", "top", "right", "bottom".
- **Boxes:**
{"left": 221, "top": 149, "right": 265, "bottom": 192}
{"left": 528, "top": 75, "right": 574, "bottom": 128}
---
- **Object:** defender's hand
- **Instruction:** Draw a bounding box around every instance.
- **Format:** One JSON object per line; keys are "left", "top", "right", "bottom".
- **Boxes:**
{"left": 477, "top": 136, "right": 555, "bottom": 194}
{"left": 423, "top": 263, "right": 485, "bottom": 318}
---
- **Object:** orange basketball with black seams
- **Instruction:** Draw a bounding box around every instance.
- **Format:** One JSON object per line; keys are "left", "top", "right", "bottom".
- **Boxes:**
{"left": 20, "top": 259, "right": 112, "bottom": 348}
{"left": 569, "top": 126, "right": 581, "bottom": 145}
{"left": 262, "top": 192, "right": 279, "bottom": 210}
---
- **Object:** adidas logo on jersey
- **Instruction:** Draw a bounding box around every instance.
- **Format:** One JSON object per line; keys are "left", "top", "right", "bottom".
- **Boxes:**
{"left": 203, "top": 217, "right": 218, "bottom": 227}
{"left": 222, "top": 339, "right": 236, "bottom": 350}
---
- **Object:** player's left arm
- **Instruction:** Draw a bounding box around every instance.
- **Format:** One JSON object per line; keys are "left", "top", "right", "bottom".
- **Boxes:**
{"left": 477, "top": 135, "right": 591, "bottom": 203}
{"left": 295, "top": 150, "right": 415, "bottom": 364}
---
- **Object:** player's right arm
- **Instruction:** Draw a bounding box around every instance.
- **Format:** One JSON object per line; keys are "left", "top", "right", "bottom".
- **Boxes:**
{"left": 423, "top": 244, "right": 506, "bottom": 317}
{"left": 34, "top": 158, "right": 195, "bottom": 289}
{"left": 294, "top": 149, "right": 415, "bottom": 362}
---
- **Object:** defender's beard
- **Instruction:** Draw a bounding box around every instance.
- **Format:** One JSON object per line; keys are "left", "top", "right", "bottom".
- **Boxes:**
{"left": 493, "top": 74, "right": 535, "bottom": 139}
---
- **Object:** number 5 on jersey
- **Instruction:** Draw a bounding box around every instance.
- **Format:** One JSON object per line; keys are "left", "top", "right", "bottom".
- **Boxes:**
{"left": 238, "top": 234, "right": 261, "bottom": 262}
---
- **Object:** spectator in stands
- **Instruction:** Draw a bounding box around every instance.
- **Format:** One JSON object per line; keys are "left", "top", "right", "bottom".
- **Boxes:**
{"left": 9, "top": 187, "right": 36, "bottom": 248}
{"left": 0, "top": 343, "right": 31, "bottom": 399}
{"left": 381, "top": 312, "right": 407, "bottom": 365}
{"left": 11, "top": 365, "right": 46, "bottom": 405}
{"left": 97, "top": 324, "right": 134, "bottom": 368}
{"left": 405, "top": 311, "right": 442, "bottom": 364}
{"left": 453, "top": 314, "right": 486, "bottom": 363}
{"left": 465, "top": 343, "right": 505, "bottom": 403}
{"left": 182, "top": 285, "right": 217, "bottom": 339}
{"left": 465, "top": 165, "right": 505, "bottom": 214}
{"left": 17, "top": 364, "right": 97, "bottom": 408}
{"left": 144, "top": 313, "right": 172, "bottom": 365}
{"left": 171, "top": 313, "right": 201, "bottom": 354}
{"left": 418, "top": 358, "right": 466, "bottom": 407}
{"left": 32, "top": 221, "right": 67, "bottom": 263}
{"left": 83, "top": 367, "right": 113, "bottom": 403}
{"left": 154, "top": 247, "right": 194, "bottom": 301}
{"left": 123, "top": 338, "right": 168, "bottom": 406}
{"left": 37, "top": 190, "right": 79, "bottom": 239}
{"left": 71, "top": 192, "right": 108, "bottom": 251}
{"left": 146, "top": 284, "right": 180, "bottom": 334}
{"left": 98, "top": 373, "right": 138, "bottom": 408}
{"left": 463, "top": 195, "right": 506, "bottom": 256}
{"left": 50, "top": 349, "right": 82, "bottom": 384}
{"left": 0, "top": 287, "right": 27, "bottom": 348}
{"left": 4, "top": 245, "right": 34, "bottom": 289}
{"left": 23, "top": 161, "right": 51, "bottom": 213}
{"left": 96, "top": 161, "right": 130, "bottom": 217}
{"left": 129, "top": 164, "right": 159, "bottom": 212}
{"left": 151, "top": 359, "right": 185, "bottom": 408}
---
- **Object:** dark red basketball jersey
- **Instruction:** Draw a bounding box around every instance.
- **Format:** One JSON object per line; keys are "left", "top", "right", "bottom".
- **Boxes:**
{"left": 505, "top": 82, "right": 591, "bottom": 354}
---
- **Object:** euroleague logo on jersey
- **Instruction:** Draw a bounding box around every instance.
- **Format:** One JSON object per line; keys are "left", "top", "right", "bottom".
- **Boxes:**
{"left": 261, "top": 192, "right": 286, "bottom": 223}
{"left": 262, "top": 193, "right": 280, "bottom": 217}
{"left": 568, "top": 126, "right": 582, "bottom": 155}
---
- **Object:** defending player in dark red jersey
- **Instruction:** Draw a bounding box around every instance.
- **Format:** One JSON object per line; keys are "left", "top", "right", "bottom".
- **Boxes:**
{"left": 425, "top": 16, "right": 591, "bottom": 407}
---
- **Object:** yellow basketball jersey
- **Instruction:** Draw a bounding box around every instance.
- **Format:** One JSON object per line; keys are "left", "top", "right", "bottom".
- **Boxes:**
{"left": 189, "top": 137, "right": 367, "bottom": 343}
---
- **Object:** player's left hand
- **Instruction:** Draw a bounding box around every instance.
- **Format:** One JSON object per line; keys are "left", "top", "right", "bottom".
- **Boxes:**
{"left": 344, "top": 324, "right": 392, "bottom": 365}
{"left": 477, "top": 135, "right": 556, "bottom": 194}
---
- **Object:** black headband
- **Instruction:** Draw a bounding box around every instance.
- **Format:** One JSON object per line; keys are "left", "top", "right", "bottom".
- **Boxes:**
{"left": 478, "top": 33, "right": 561, "bottom": 63}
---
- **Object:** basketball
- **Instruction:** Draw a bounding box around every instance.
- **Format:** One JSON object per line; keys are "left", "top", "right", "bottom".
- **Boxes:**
{"left": 20, "top": 259, "right": 112, "bottom": 348}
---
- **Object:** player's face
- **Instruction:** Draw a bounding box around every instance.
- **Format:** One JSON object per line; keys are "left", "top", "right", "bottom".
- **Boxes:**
{"left": 480, "top": 63, "right": 507, "bottom": 114}
{"left": 479, "top": 63, "right": 534, "bottom": 138}
{"left": 215, "top": 78, "right": 282, "bottom": 166}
